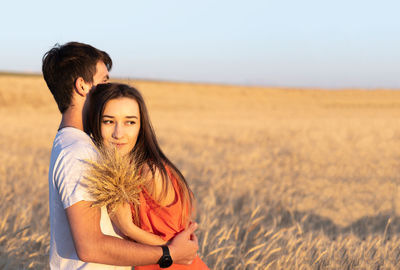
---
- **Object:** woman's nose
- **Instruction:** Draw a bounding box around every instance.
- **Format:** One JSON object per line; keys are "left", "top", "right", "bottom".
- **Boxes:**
{"left": 112, "top": 123, "right": 123, "bottom": 139}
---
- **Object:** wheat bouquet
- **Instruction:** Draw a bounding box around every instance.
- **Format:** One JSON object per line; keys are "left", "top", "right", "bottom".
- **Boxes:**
{"left": 83, "top": 148, "right": 146, "bottom": 213}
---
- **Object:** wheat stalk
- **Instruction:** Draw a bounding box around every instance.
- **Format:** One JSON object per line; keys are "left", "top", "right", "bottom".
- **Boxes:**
{"left": 83, "top": 147, "right": 147, "bottom": 213}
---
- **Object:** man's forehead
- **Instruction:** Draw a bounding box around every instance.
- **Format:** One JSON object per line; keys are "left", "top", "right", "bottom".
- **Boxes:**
{"left": 95, "top": 61, "right": 109, "bottom": 77}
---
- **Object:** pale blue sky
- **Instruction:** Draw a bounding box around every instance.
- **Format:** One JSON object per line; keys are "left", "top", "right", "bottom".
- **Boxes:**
{"left": 1, "top": 0, "right": 400, "bottom": 88}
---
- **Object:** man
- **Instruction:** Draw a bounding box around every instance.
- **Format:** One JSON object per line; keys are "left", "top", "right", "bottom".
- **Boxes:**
{"left": 43, "top": 42, "right": 198, "bottom": 269}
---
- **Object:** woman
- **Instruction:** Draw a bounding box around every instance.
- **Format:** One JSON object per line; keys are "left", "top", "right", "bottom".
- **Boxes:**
{"left": 87, "top": 83, "right": 208, "bottom": 269}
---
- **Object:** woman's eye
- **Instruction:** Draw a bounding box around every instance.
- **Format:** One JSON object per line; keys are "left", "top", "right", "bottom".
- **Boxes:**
{"left": 127, "top": 121, "right": 136, "bottom": 125}
{"left": 102, "top": 120, "right": 113, "bottom": 124}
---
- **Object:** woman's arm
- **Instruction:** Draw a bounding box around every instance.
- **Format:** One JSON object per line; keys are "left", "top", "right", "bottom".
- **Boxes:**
{"left": 109, "top": 202, "right": 167, "bottom": 246}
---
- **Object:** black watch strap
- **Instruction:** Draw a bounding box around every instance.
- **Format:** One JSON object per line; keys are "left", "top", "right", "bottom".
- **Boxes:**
{"left": 158, "top": 245, "right": 173, "bottom": 268}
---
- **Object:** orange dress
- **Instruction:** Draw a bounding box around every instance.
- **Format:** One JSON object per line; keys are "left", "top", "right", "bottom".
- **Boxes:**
{"left": 134, "top": 166, "right": 209, "bottom": 270}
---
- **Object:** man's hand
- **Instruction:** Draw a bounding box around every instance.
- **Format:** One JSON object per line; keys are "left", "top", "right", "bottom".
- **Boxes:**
{"left": 168, "top": 222, "right": 199, "bottom": 265}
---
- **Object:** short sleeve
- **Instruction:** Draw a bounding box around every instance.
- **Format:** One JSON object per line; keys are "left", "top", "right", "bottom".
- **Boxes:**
{"left": 54, "top": 143, "right": 97, "bottom": 209}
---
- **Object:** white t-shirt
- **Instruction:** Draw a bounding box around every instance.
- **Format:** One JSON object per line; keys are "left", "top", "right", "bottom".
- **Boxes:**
{"left": 48, "top": 127, "right": 130, "bottom": 270}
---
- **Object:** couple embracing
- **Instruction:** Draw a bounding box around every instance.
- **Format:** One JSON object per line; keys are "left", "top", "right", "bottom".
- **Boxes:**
{"left": 43, "top": 42, "right": 209, "bottom": 269}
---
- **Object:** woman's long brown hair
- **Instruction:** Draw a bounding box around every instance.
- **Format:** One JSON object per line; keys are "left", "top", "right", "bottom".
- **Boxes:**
{"left": 87, "top": 83, "right": 193, "bottom": 226}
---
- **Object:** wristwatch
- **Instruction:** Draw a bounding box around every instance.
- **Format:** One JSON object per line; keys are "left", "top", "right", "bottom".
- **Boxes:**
{"left": 158, "top": 245, "right": 173, "bottom": 268}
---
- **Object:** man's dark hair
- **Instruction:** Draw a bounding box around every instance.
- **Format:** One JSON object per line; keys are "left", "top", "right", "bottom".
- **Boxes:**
{"left": 42, "top": 42, "right": 112, "bottom": 113}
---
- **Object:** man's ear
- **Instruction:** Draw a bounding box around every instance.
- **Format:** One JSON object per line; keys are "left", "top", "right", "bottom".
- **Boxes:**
{"left": 74, "top": 77, "right": 91, "bottom": 97}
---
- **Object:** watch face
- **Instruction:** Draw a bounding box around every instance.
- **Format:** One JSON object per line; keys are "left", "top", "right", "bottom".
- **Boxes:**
{"left": 159, "top": 255, "right": 173, "bottom": 268}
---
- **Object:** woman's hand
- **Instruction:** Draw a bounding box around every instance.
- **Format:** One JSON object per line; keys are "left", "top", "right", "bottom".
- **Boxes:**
{"left": 109, "top": 202, "right": 133, "bottom": 237}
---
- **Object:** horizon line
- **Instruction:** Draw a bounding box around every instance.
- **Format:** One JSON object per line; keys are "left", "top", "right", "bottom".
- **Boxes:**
{"left": 0, "top": 70, "right": 398, "bottom": 91}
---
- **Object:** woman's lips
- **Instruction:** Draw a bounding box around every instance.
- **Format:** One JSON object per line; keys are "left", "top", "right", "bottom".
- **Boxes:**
{"left": 110, "top": 142, "right": 127, "bottom": 148}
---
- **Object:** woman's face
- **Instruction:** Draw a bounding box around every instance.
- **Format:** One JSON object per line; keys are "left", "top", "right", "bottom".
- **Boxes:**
{"left": 100, "top": 97, "right": 141, "bottom": 156}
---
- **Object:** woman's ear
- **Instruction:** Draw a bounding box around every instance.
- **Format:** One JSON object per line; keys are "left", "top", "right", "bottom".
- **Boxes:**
{"left": 74, "top": 77, "right": 91, "bottom": 97}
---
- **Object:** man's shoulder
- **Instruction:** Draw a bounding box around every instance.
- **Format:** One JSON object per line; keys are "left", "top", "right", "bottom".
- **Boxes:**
{"left": 53, "top": 127, "right": 98, "bottom": 160}
{"left": 49, "top": 128, "right": 99, "bottom": 204}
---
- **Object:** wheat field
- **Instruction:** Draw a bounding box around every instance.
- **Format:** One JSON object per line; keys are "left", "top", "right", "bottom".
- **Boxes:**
{"left": 1, "top": 73, "right": 400, "bottom": 269}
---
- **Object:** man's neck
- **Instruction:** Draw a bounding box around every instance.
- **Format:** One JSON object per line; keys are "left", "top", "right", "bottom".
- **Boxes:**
{"left": 59, "top": 106, "right": 84, "bottom": 131}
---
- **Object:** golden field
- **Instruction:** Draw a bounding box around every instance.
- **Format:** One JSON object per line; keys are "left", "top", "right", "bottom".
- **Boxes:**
{"left": 1, "top": 73, "right": 400, "bottom": 269}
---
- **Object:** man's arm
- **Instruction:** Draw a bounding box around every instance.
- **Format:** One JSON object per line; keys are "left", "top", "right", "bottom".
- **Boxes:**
{"left": 66, "top": 201, "right": 198, "bottom": 266}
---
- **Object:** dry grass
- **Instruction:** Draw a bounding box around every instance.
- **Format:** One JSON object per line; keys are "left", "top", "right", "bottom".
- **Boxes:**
{"left": 1, "top": 73, "right": 400, "bottom": 269}
{"left": 83, "top": 147, "right": 146, "bottom": 213}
